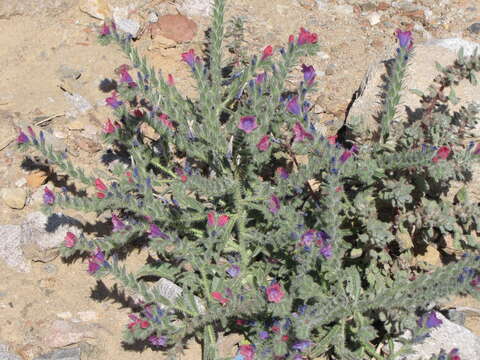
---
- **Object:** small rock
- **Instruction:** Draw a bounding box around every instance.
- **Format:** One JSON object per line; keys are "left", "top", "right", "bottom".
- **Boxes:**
{"left": 40, "top": 320, "right": 96, "bottom": 348}
{"left": 416, "top": 245, "right": 442, "bottom": 267}
{"left": 368, "top": 12, "right": 381, "bottom": 26}
{"left": 1, "top": 188, "right": 27, "bottom": 209}
{"left": 377, "top": 2, "right": 390, "bottom": 11}
{"left": 33, "top": 346, "right": 81, "bottom": 360}
{"left": 325, "top": 64, "right": 336, "bottom": 76}
{"left": 468, "top": 23, "right": 480, "bottom": 35}
{"left": 316, "top": 51, "right": 330, "bottom": 60}
{"left": 176, "top": 0, "right": 212, "bottom": 17}
{"left": 26, "top": 171, "right": 49, "bottom": 189}
{"left": 0, "top": 224, "right": 30, "bottom": 272}
{"left": 74, "top": 136, "right": 102, "bottom": 153}
{"left": 147, "top": 11, "right": 158, "bottom": 23}
{"left": 15, "top": 178, "right": 27, "bottom": 187}
{"left": 360, "top": 2, "right": 377, "bottom": 12}
{"left": 64, "top": 93, "right": 92, "bottom": 117}
{"left": 153, "top": 15, "right": 197, "bottom": 43}
{"left": 42, "top": 263, "right": 58, "bottom": 274}
{"left": 78, "top": 0, "right": 111, "bottom": 19}
{"left": 334, "top": 4, "right": 354, "bottom": 15}
{"left": 298, "top": 0, "right": 317, "bottom": 10}
{"left": 115, "top": 18, "right": 140, "bottom": 38}
{"left": 57, "top": 65, "right": 82, "bottom": 81}
{"left": 75, "top": 311, "right": 98, "bottom": 322}
{"left": 67, "top": 119, "right": 86, "bottom": 131}
{"left": 217, "top": 333, "right": 243, "bottom": 358}
{"left": 425, "top": 38, "right": 480, "bottom": 56}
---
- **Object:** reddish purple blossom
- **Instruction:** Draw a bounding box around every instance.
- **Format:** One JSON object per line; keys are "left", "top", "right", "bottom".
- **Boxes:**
{"left": 287, "top": 97, "right": 301, "bottom": 115}
{"left": 211, "top": 292, "right": 229, "bottom": 305}
{"left": 148, "top": 335, "right": 167, "bottom": 347}
{"left": 320, "top": 244, "right": 332, "bottom": 258}
{"left": 87, "top": 249, "right": 106, "bottom": 275}
{"left": 103, "top": 119, "right": 119, "bottom": 134}
{"left": 256, "top": 135, "right": 270, "bottom": 151}
{"left": 238, "top": 116, "right": 258, "bottom": 133}
{"left": 297, "top": 27, "right": 318, "bottom": 45}
{"left": 269, "top": 195, "right": 280, "bottom": 214}
{"left": 17, "top": 131, "right": 29, "bottom": 144}
{"left": 395, "top": 29, "right": 413, "bottom": 50}
{"left": 432, "top": 146, "right": 451, "bottom": 163}
{"left": 149, "top": 224, "right": 168, "bottom": 239}
{"left": 159, "top": 113, "right": 175, "bottom": 130}
{"left": 100, "top": 23, "right": 111, "bottom": 36}
{"left": 255, "top": 72, "right": 266, "bottom": 84}
{"left": 327, "top": 135, "right": 337, "bottom": 145}
{"left": 218, "top": 215, "right": 229, "bottom": 227}
{"left": 266, "top": 282, "right": 285, "bottom": 303}
{"left": 64, "top": 232, "right": 77, "bottom": 248}
{"left": 474, "top": 143, "right": 480, "bottom": 155}
{"left": 292, "top": 340, "right": 312, "bottom": 352}
{"left": 167, "top": 74, "right": 175, "bottom": 86}
{"left": 105, "top": 91, "right": 123, "bottom": 109}
{"left": 119, "top": 69, "right": 137, "bottom": 87}
{"left": 207, "top": 212, "right": 216, "bottom": 227}
{"left": 418, "top": 311, "right": 443, "bottom": 329}
{"left": 449, "top": 349, "right": 461, "bottom": 360}
{"left": 259, "top": 331, "right": 269, "bottom": 339}
{"left": 339, "top": 149, "right": 353, "bottom": 163}
{"left": 27, "top": 126, "right": 36, "bottom": 139}
{"left": 261, "top": 45, "right": 273, "bottom": 61}
{"left": 276, "top": 167, "right": 289, "bottom": 179}
{"left": 181, "top": 49, "right": 200, "bottom": 69}
{"left": 111, "top": 214, "right": 126, "bottom": 232}
{"left": 301, "top": 64, "right": 316, "bottom": 86}
{"left": 43, "top": 187, "right": 55, "bottom": 205}
{"left": 207, "top": 213, "right": 229, "bottom": 227}
{"left": 95, "top": 178, "right": 108, "bottom": 192}
{"left": 293, "top": 122, "right": 314, "bottom": 142}
{"left": 238, "top": 344, "right": 255, "bottom": 360}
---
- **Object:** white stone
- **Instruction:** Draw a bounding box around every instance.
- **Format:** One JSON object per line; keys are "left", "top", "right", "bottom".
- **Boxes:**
{"left": 176, "top": 0, "right": 212, "bottom": 17}
{"left": 424, "top": 38, "right": 480, "bottom": 57}
{"left": 114, "top": 18, "right": 140, "bottom": 38}
{"left": 368, "top": 12, "right": 381, "bottom": 26}
{"left": 15, "top": 178, "right": 27, "bottom": 187}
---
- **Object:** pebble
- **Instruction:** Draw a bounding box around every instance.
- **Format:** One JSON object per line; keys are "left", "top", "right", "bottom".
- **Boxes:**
{"left": 57, "top": 311, "right": 73, "bottom": 319}
{"left": 368, "top": 12, "right": 381, "bottom": 26}
{"left": 325, "top": 63, "right": 336, "bottom": 76}
{"left": 360, "top": 2, "right": 377, "bottom": 12}
{"left": 64, "top": 93, "right": 92, "bottom": 116}
{"left": 67, "top": 119, "right": 86, "bottom": 131}
{"left": 468, "top": 23, "right": 480, "bottom": 35}
{"left": 42, "top": 263, "right": 58, "bottom": 274}
{"left": 154, "top": 15, "right": 198, "bottom": 43}
{"left": 33, "top": 346, "right": 81, "bottom": 360}
{"left": 26, "top": 170, "right": 49, "bottom": 189}
{"left": 15, "top": 177, "right": 27, "bottom": 187}
{"left": 75, "top": 311, "right": 98, "bottom": 322}
{"left": 40, "top": 320, "right": 96, "bottom": 348}
{"left": 176, "top": 0, "right": 212, "bottom": 17}
{"left": 115, "top": 18, "right": 140, "bottom": 38}
{"left": 1, "top": 188, "right": 27, "bottom": 209}
{"left": 147, "top": 11, "right": 158, "bottom": 23}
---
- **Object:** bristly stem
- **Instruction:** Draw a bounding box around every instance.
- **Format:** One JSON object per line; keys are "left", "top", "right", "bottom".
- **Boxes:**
{"left": 210, "top": 0, "right": 226, "bottom": 93}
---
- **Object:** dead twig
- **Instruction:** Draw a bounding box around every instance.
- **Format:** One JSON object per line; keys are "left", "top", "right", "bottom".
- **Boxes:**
{"left": 34, "top": 113, "right": 65, "bottom": 127}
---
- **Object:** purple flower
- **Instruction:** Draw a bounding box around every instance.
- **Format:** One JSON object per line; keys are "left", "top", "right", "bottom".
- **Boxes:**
{"left": 276, "top": 167, "right": 289, "bottom": 179}
{"left": 181, "top": 49, "right": 200, "bottom": 69}
{"left": 105, "top": 91, "right": 123, "bottom": 109}
{"left": 287, "top": 96, "right": 301, "bottom": 115}
{"left": 319, "top": 244, "right": 332, "bottom": 258}
{"left": 293, "top": 122, "right": 313, "bottom": 142}
{"left": 395, "top": 29, "right": 413, "bottom": 50}
{"left": 119, "top": 70, "right": 137, "bottom": 87}
{"left": 17, "top": 131, "right": 29, "bottom": 144}
{"left": 256, "top": 135, "right": 270, "bottom": 151}
{"left": 111, "top": 214, "right": 126, "bottom": 232}
{"left": 300, "top": 230, "right": 316, "bottom": 247}
{"left": 269, "top": 195, "right": 280, "bottom": 214}
{"left": 238, "top": 116, "right": 258, "bottom": 133}
{"left": 148, "top": 335, "right": 167, "bottom": 347}
{"left": 425, "top": 311, "right": 442, "bottom": 328}
{"left": 292, "top": 340, "right": 312, "bottom": 352}
{"left": 149, "top": 224, "right": 168, "bottom": 239}
{"left": 256, "top": 72, "right": 266, "bottom": 84}
{"left": 339, "top": 149, "right": 353, "bottom": 163}
{"left": 87, "top": 249, "right": 106, "bottom": 275}
{"left": 43, "top": 187, "right": 55, "bottom": 205}
{"left": 100, "top": 23, "right": 111, "bottom": 36}
{"left": 226, "top": 265, "right": 240, "bottom": 278}
{"left": 297, "top": 27, "right": 318, "bottom": 45}
{"left": 301, "top": 64, "right": 316, "bottom": 86}
{"left": 259, "top": 331, "right": 269, "bottom": 339}
{"left": 266, "top": 282, "right": 285, "bottom": 303}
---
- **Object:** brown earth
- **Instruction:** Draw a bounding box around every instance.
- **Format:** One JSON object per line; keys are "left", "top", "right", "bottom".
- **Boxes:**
{"left": 0, "top": 0, "right": 479, "bottom": 359}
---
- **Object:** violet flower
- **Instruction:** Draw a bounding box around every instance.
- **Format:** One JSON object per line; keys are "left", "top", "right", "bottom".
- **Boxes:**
{"left": 105, "top": 91, "right": 123, "bottom": 109}
{"left": 293, "top": 122, "right": 313, "bottom": 142}
{"left": 256, "top": 135, "right": 270, "bottom": 151}
{"left": 259, "top": 331, "right": 269, "bottom": 339}
{"left": 238, "top": 116, "right": 258, "bottom": 133}
{"left": 17, "top": 131, "right": 29, "bottom": 144}
{"left": 339, "top": 149, "right": 353, "bottom": 163}
{"left": 111, "top": 214, "right": 126, "bottom": 232}
{"left": 292, "top": 340, "right": 312, "bottom": 352}
{"left": 255, "top": 72, "right": 266, "bottom": 84}
{"left": 87, "top": 249, "right": 106, "bottom": 275}
{"left": 276, "top": 167, "right": 289, "bottom": 179}
{"left": 238, "top": 344, "right": 255, "bottom": 360}
{"left": 43, "top": 187, "right": 55, "bottom": 205}
{"left": 100, "top": 23, "right": 111, "bottom": 36}
{"left": 319, "top": 244, "right": 332, "bottom": 258}
{"left": 226, "top": 265, "right": 240, "bottom": 278}
{"left": 297, "top": 27, "right": 318, "bottom": 45}
{"left": 287, "top": 96, "right": 301, "bottom": 115}
{"left": 395, "top": 29, "right": 413, "bottom": 50}
{"left": 269, "top": 195, "right": 280, "bottom": 214}
{"left": 425, "top": 311, "right": 443, "bottom": 328}
{"left": 301, "top": 64, "right": 316, "bottom": 86}
{"left": 149, "top": 224, "right": 168, "bottom": 239}
{"left": 181, "top": 49, "right": 200, "bottom": 69}
{"left": 148, "top": 335, "right": 167, "bottom": 347}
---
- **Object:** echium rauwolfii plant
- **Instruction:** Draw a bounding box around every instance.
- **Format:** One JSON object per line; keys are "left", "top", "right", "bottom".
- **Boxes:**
{"left": 16, "top": 0, "right": 480, "bottom": 359}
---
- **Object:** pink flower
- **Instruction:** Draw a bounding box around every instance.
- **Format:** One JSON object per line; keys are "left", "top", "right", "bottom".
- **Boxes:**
{"left": 105, "top": 91, "right": 123, "bottom": 108}
{"left": 64, "top": 232, "right": 77, "bottom": 248}
{"left": 95, "top": 178, "right": 108, "bottom": 191}
{"left": 339, "top": 150, "right": 353, "bottom": 163}
{"left": 432, "top": 146, "right": 451, "bottom": 163}
{"left": 87, "top": 249, "right": 106, "bottom": 275}
{"left": 239, "top": 344, "right": 255, "bottom": 360}
{"left": 327, "top": 135, "right": 337, "bottom": 145}
{"left": 181, "top": 49, "right": 200, "bottom": 69}
{"left": 297, "top": 27, "right": 318, "bottom": 45}
{"left": 17, "top": 131, "right": 29, "bottom": 144}
{"left": 100, "top": 23, "right": 110, "bottom": 36}
{"left": 269, "top": 195, "right": 280, "bottom": 214}
{"left": 276, "top": 167, "right": 289, "bottom": 179}
{"left": 97, "top": 192, "right": 106, "bottom": 199}
{"left": 211, "top": 292, "right": 229, "bottom": 305}
{"left": 43, "top": 187, "right": 55, "bottom": 205}
{"left": 238, "top": 116, "right": 258, "bottom": 133}
{"left": 256, "top": 135, "right": 270, "bottom": 151}
{"left": 217, "top": 215, "right": 229, "bottom": 227}
{"left": 255, "top": 72, "right": 266, "bottom": 84}
{"left": 261, "top": 45, "right": 273, "bottom": 61}
{"left": 288, "top": 34, "right": 294, "bottom": 44}
{"left": 207, "top": 213, "right": 229, "bottom": 227}
{"left": 159, "top": 114, "right": 175, "bottom": 130}
{"left": 207, "top": 212, "right": 216, "bottom": 227}
{"left": 287, "top": 97, "right": 301, "bottom": 115}
{"left": 395, "top": 29, "right": 413, "bottom": 50}
{"left": 301, "top": 64, "right": 316, "bottom": 86}
{"left": 266, "top": 282, "right": 285, "bottom": 303}
{"left": 293, "top": 122, "right": 313, "bottom": 142}
{"left": 474, "top": 143, "right": 480, "bottom": 155}
{"left": 103, "top": 119, "right": 119, "bottom": 134}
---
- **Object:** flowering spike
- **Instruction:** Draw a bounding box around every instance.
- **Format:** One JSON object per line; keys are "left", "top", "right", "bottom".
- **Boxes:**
{"left": 100, "top": 23, "right": 111, "bottom": 36}
{"left": 297, "top": 27, "right": 318, "bottom": 45}
{"left": 181, "top": 49, "right": 200, "bottom": 69}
